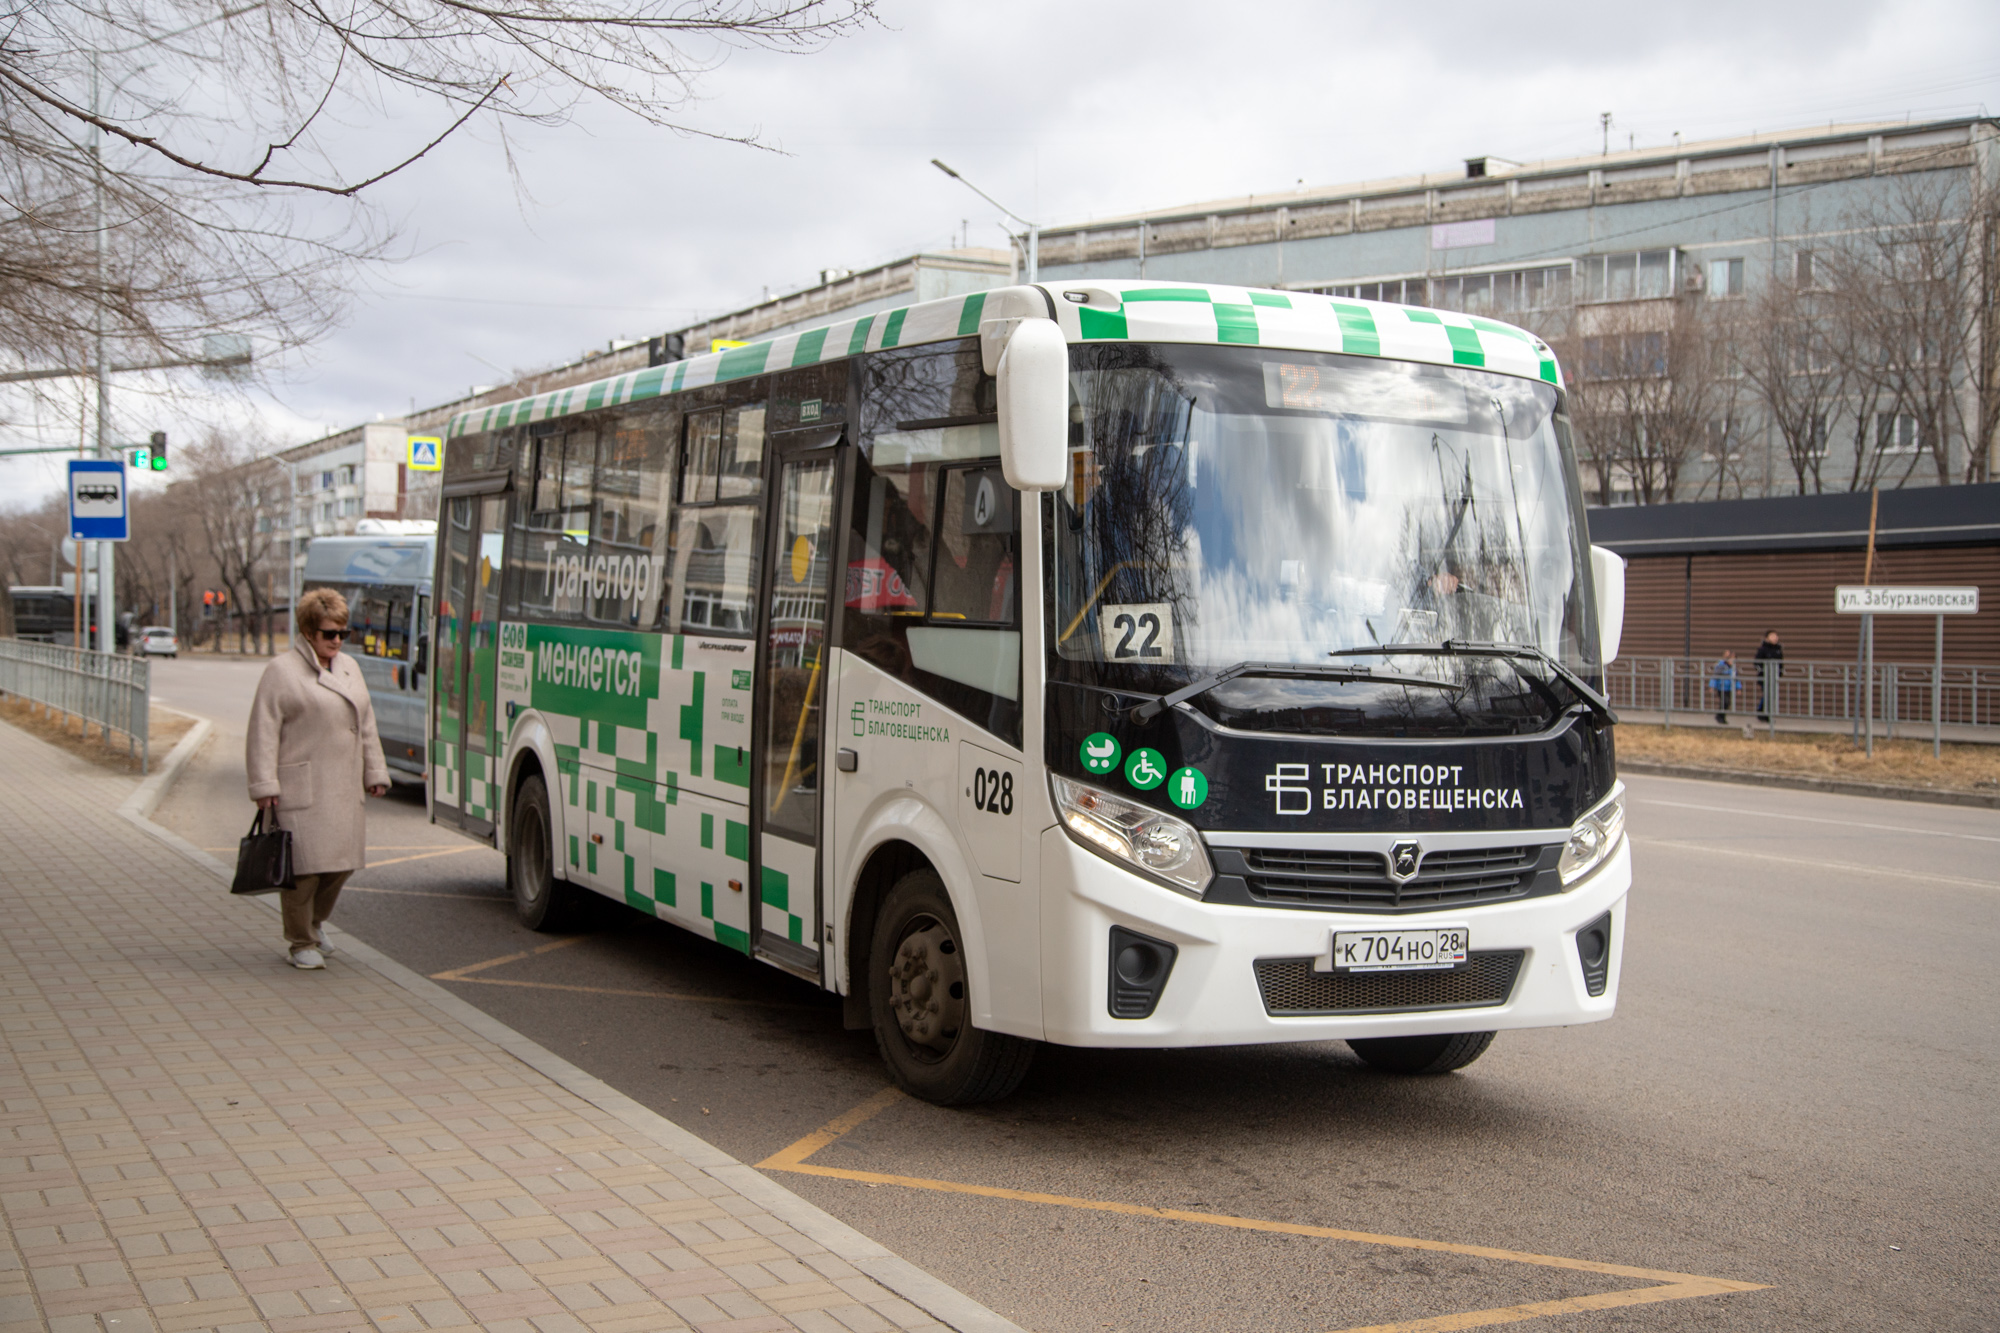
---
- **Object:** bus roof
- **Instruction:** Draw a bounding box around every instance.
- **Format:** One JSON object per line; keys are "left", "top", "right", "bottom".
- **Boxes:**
{"left": 446, "top": 280, "right": 1561, "bottom": 440}
{"left": 303, "top": 535, "right": 435, "bottom": 586}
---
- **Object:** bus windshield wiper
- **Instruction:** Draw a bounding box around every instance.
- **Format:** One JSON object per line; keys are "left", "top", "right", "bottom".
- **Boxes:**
{"left": 1329, "top": 641, "right": 1618, "bottom": 724}
{"left": 1129, "top": 660, "right": 1464, "bottom": 725}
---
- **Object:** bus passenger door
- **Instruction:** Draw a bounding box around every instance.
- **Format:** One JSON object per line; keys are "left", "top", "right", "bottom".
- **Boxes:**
{"left": 433, "top": 491, "right": 508, "bottom": 838}
{"left": 751, "top": 438, "right": 842, "bottom": 978}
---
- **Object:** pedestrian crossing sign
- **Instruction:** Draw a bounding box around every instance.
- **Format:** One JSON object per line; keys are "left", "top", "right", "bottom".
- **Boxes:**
{"left": 407, "top": 436, "right": 442, "bottom": 471}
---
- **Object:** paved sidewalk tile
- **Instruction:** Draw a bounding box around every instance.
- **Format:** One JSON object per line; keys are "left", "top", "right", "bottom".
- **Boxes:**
{"left": 0, "top": 721, "right": 963, "bottom": 1333}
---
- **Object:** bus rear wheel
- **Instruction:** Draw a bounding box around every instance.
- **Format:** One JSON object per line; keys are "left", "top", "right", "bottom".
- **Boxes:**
{"left": 1347, "top": 1031, "right": 1495, "bottom": 1075}
{"left": 868, "top": 869, "right": 1036, "bottom": 1105}
{"left": 509, "top": 773, "right": 584, "bottom": 932}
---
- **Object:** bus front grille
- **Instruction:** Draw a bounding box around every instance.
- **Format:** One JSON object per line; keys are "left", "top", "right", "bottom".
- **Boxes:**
{"left": 1252, "top": 951, "right": 1524, "bottom": 1016}
{"left": 1238, "top": 845, "right": 1541, "bottom": 911}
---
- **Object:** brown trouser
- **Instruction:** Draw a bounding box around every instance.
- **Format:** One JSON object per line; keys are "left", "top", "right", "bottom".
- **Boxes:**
{"left": 280, "top": 871, "right": 352, "bottom": 952}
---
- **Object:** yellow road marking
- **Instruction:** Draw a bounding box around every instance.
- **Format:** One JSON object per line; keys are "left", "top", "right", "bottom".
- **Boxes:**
{"left": 441, "top": 974, "right": 815, "bottom": 1008}
{"left": 427, "top": 936, "right": 811, "bottom": 1008}
{"left": 370, "top": 845, "right": 488, "bottom": 868}
{"left": 758, "top": 1091, "right": 1767, "bottom": 1331}
{"left": 431, "top": 935, "right": 586, "bottom": 980}
{"left": 205, "top": 844, "right": 473, "bottom": 853}
{"left": 1634, "top": 836, "right": 1999, "bottom": 890}
{"left": 1330, "top": 1280, "right": 1760, "bottom": 1333}
{"left": 760, "top": 1087, "right": 907, "bottom": 1169}
{"left": 342, "top": 885, "right": 508, "bottom": 900}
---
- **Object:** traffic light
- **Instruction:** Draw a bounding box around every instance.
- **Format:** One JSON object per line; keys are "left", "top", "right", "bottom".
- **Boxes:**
{"left": 128, "top": 446, "right": 150, "bottom": 469}
{"left": 149, "top": 431, "right": 167, "bottom": 471}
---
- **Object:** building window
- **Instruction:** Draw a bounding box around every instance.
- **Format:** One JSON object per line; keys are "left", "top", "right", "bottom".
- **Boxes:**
{"left": 1707, "top": 258, "right": 1745, "bottom": 297}
{"left": 1317, "top": 264, "right": 1572, "bottom": 314}
{"left": 255, "top": 516, "right": 271, "bottom": 534}
{"left": 1322, "top": 277, "right": 1427, "bottom": 306}
{"left": 1808, "top": 414, "right": 1830, "bottom": 459}
{"left": 337, "top": 464, "right": 357, "bottom": 486}
{"left": 340, "top": 497, "right": 362, "bottom": 517}
{"left": 1704, "top": 418, "right": 1743, "bottom": 460}
{"left": 1875, "top": 412, "right": 1919, "bottom": 454}
{"left": 316, "top": 501, "right": 334, "bottom": 522}
{"left": 1794, "top": 250, "right": 1818, "bottom": 287}
{"left": 1577, "top": 249, "right": 1676, "bottom": 302}
{"left": 1579, "top": 332, "right": 1667, "bottom": 378}
{"left": 320, "top": 470, "right": 334, "bottom": 490}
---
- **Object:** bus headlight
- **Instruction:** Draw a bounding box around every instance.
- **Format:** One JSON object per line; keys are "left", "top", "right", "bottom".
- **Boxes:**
{"left": 1558, "top": 785, "right": 1626, "bottom": 887}
{"left": 1051, "top": 774, "right": 1213, "bottom": 898}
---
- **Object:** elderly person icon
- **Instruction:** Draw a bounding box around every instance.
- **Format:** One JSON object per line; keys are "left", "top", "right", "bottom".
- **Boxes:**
{"left": 245, "top": 587, "right": 391, "bottom": 969}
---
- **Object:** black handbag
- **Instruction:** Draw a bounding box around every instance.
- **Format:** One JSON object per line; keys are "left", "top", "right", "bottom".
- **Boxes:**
{"left": 232, "top": 808, "right": 295, "bottom": 895}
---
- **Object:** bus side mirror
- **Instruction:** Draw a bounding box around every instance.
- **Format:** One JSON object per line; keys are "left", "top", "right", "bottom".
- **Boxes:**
{"left": 995, "top": 318, "right": 1069, "bottom": 492}
{"left": 1590, "top": 545, "right": 1625, "bottom": 665}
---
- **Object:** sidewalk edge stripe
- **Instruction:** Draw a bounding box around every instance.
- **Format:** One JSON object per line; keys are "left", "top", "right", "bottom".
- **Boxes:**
{"left": 115, "top": 715, "right": 1027, "bottom": 1333}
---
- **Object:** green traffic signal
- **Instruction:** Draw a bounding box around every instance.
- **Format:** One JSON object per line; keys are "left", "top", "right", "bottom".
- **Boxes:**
{"left": 129, "top": 448, "right": 150, "bottom": 469}
{"left": 149, "top": 431, "right": 167, "bottom": 471}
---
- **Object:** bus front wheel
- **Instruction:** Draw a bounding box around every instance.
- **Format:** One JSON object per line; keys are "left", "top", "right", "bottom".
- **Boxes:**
{"left": 1347, "top": 1031, "right": 1495, "bottom": 1075}
{"left": 509, "top": 773, "right": 584, "bottom": 932}
{"left": 868, "top": 869, "right": 1036, "bottom": 1105}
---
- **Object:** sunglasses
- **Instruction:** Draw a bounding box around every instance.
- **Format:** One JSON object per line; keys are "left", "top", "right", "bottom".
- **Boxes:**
{"left": 316, "top": 627, "right": 352, "bottom": 642}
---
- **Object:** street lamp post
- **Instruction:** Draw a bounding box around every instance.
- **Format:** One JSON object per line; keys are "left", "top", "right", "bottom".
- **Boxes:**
{"left": 930, "top": 160, "right": 1040, "bottom": 284}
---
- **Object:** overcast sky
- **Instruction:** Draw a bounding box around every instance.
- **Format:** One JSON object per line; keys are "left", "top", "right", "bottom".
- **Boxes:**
{"left": 4, "top": 0, "right": 1996, "bottom": 506}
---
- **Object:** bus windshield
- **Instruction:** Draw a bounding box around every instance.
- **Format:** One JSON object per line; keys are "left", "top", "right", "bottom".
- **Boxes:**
{"left": 1052, "top": 344, "right": 1598, "bottom": 735}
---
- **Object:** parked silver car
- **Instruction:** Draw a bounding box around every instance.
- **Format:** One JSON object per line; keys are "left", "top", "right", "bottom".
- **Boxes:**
{"left": 136, "top": 625, "right": 179, "bottom": 658}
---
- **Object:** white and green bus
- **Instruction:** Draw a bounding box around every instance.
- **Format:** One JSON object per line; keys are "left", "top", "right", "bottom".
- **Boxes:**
{"left": 427, "top": 280, "right": 1632, "bottom": 1104}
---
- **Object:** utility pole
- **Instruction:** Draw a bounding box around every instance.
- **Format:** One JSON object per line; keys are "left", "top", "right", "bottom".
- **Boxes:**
{"left": 288, "top": 458, "right": 301, "bottom": 636}
{"left": 90, "top": 51, "right": 117, "bottom": 657}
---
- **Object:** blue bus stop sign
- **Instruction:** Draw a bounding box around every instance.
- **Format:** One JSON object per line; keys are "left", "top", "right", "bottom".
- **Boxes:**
{"left": 69, "top": 459, "right": 129, "bottom": 540}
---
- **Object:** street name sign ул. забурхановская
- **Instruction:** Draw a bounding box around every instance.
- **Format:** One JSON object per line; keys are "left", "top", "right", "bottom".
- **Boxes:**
{"left": 1834, "top": 586, "right": 1980, "bottom": 615}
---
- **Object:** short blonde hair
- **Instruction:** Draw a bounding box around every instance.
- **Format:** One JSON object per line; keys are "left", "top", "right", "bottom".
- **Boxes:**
{"left": 297, "top": 587, "right": 349, "bottom": 638}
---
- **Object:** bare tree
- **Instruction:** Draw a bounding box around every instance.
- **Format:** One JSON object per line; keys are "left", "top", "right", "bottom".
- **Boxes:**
{"left": 183, "top": 427, "right": 280, "bottom": 651}
{"left": 116, "top": 482, "right": 203, "bottom": 631}
{"left": 1556, "top": 298, "right": 1736, "bottom": 504}
{"left": 1731, "top": 266, "right": 1854, "bottom": 494}
{"left": 1, "top": 0, "right": 874, "bottom": 391}
{"left": 1820, "top": 172, "right": 1990, "bottom": 487}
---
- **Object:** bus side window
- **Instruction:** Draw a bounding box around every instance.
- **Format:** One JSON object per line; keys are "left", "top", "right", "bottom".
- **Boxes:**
{"left": 515, "top": 429, "right": 598, "bottom": 622}
{"left": 594, "top": 410, "right": 675, "bottom": 630}
{"left": 931, "top": 465, "right": 1018, "bottom": 624}
{"left": 670, "top": 404, "right": 763, "bottom": 637}
{"left": 844, "top": 434, "right": 1022, "bottom": 746}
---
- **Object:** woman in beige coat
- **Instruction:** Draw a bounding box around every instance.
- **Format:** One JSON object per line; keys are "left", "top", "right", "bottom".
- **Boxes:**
{"left": 246, "top": 587, "right": 391, "bottom": 968}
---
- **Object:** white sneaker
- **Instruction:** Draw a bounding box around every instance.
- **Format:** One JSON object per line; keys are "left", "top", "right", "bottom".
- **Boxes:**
{"left": 289, "top": 948, "right": 325, "bottom": 969}
{"left": 314, "top": 932, "right": 334, "bottom": 955}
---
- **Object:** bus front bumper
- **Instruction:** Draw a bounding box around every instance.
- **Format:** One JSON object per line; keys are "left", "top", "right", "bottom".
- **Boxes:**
{"left": 1034, "top": 827, "right": 1630, "bottom": 1048}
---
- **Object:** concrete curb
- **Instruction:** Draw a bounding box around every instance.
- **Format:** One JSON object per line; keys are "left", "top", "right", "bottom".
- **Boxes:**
{"left": 1620, "top": 759, "right": 2000, "bottom": 809}
{"left": 118, "top": 712, "right": 1027, "bottom": 1333}
{"left": 121, "top": 708, "right": 213, "bottom": 823}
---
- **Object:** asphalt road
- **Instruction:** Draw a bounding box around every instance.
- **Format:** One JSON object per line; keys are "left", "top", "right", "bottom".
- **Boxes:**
{"left": 148, "top": 655, "right": 2000, "bottom": 1333}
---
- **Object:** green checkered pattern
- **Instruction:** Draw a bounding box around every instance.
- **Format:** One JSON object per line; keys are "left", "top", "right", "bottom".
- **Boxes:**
{"left": 445, "top": 283, "right": 1561, "bottom": 440}
{"left": 495, "top": 625, "right": 775, "bottom": 955}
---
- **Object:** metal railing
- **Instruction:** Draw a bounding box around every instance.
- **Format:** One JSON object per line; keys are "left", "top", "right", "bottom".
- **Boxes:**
{"left": 0, "top": 639, "right": 151, "bottom": 771}
{"left": 1606, "top": 655, "right": 1998, "bottom": 739}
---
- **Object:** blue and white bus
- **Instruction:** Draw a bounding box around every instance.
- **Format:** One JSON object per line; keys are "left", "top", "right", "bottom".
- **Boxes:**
{"left": 303, "top": 524, "right": 436, "bottom": 781}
